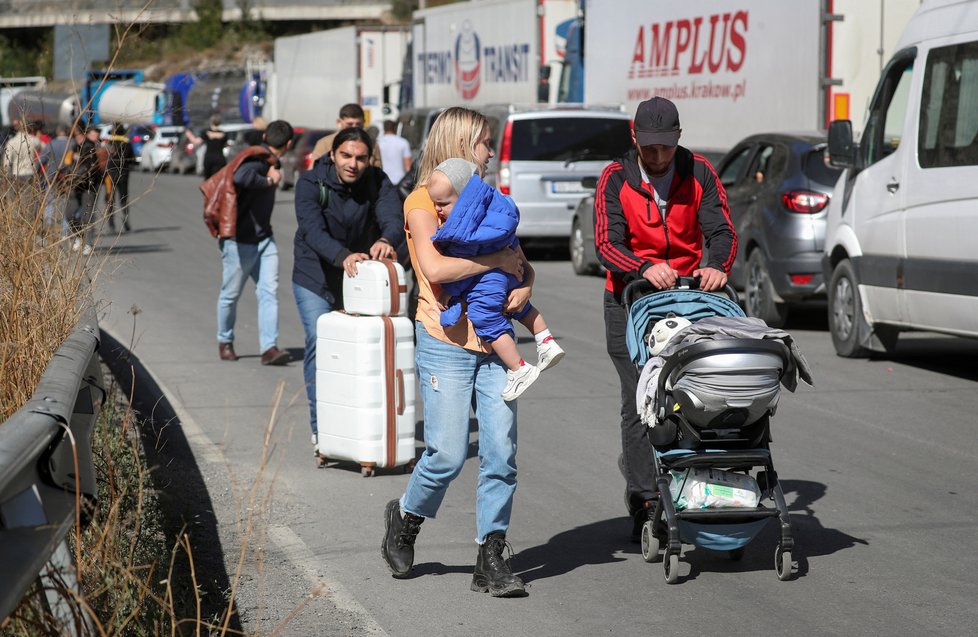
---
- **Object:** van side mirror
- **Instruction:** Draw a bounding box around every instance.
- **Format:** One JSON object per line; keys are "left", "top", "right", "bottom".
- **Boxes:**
{"left": 828, "top": 119, "right": 857, "bottom": 169}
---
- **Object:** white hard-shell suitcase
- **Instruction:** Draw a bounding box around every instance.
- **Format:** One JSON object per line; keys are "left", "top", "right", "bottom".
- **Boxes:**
{"left": 342, "top": 259, "right": 407, "bottom": 317}
{"left": 315, "top": 311, "right": 416, "bottom": 476}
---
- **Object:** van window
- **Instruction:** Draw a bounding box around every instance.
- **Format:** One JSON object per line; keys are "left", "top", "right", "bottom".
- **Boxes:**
{"left": 919, "top": 41, "right": 978, "bottom": 168}
{"left": 509, "top": 117, "right": 631, "bottom": 162}
{"left": 862, "top": 56, "right": 914, "bottom": 167}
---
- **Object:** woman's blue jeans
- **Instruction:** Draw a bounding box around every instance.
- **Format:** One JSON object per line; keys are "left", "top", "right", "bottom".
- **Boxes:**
{"left": 402, "top": 321, "right": 518, "bottom": 544}
{"left": 292, "top": 282, "right": 334, "bottom": 436}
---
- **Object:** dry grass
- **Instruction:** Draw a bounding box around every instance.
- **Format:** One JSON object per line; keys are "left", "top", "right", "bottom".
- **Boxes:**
{"left": 0, "top": 176, "right": 93, "bottom": 420}
{"left": 0, "top": 168, "right": 311, "bottom": 634}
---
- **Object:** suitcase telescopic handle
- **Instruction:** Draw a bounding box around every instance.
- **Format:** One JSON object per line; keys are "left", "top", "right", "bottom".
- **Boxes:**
{"left": 395, "top": 369, "right": 405, "bottom": 415}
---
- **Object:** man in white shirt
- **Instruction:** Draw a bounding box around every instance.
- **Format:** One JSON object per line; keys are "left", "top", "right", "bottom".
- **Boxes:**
{"left": 375, "top": 120, "right": 412, "bottom": 186}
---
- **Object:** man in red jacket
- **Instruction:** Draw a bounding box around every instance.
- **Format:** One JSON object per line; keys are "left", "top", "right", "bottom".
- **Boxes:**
{"left": 593, "top": 97, "right": 737, "bottom": 541}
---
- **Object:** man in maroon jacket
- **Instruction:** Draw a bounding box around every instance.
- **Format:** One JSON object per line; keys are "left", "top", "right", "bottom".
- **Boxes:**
{"left": 593, "top": 97, "right": 737, "bottom": 541}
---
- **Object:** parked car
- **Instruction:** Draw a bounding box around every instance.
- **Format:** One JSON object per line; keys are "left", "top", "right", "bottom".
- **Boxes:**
{"left": 397, "top": 106, "right": 447, "bottom": 163}
{"left": 139, "top": 125, "right": 183, "bottom": 172}
{"left": 128, "top": 124, "right": 154, "bottom": 165}
{"left": 280, "top": 128, "right": 332, "bottom": 188}
{"left": 716, "top": 132, "right": 842, "bottom": 326}
{"left": 169, "top": 129, "right": 198, "bottom": 174}
{"left": 191, "top": 122, "right": 256, "bottom": 175}
{"left": 824, "top": 0, "right": 978, "bottom": 357}
{"left": 568, "top": 149, "right": 728, "bottom": 277}
{"left": 480, "top": 104, "right": 633, "bottom": 243}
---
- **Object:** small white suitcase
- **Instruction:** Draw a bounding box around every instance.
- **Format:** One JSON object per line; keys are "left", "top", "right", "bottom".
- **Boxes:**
{"left": 342, "top": 259, "right": 407, "bottom": 317}
{"left": 315, "top": 311, "right": 416, "bottom": 475}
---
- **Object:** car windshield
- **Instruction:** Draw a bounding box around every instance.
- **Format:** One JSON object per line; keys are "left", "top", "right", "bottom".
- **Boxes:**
{"left": 510, "top": 117, "right": 632, "bottom": 162}
{"left": 802, "top": 146, "right": 843, "bottom": 186}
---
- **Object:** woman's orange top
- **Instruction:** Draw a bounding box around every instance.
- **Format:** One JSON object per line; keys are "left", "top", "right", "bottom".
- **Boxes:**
{"left": 404, "top": 187, "right": 489, "bottom": 353}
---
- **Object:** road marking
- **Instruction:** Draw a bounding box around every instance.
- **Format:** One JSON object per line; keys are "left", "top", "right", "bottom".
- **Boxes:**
{"left": 101, "top": 326, "right": 386, "bottom": 635}
{"left": 267, "top": 525, "right": 386, "bottom": 636}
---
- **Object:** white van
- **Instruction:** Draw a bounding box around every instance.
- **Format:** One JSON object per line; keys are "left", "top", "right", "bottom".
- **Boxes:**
{"left": 824, "top": 0, "right": 978, "bottom": 357}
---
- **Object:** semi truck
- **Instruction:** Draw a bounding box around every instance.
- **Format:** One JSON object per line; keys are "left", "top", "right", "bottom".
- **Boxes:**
{"left": 1, "top": 76, "right": 46, "bottom": 128}
{"left": 7, "top": 89, "right": 79, "bottom": 131}
{"left": 407, "top": 0, "right": 583, "bottom": 108}
{"left": 81, "top": 69, "right": 144, "bottom": 125}
{"left": 583, "top": 0, "right": 920, "bottom": 152}
{"left": 96, "top": 81, "right": 167, "bottom": 126}
{"left": 270, "top": 26, "right": 409, "bottom": 129}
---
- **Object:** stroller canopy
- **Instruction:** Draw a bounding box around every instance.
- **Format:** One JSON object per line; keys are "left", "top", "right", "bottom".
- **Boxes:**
{"left": 626, "top": 289, "right": 745, "bottom": 367}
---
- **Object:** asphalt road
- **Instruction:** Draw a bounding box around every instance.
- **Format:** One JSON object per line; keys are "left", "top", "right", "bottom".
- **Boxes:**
{"left": 92, "top": 171, "right": 978, "bottom": 636}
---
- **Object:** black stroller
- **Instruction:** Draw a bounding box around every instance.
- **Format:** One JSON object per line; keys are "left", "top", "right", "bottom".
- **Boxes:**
{"left": 624, "top": 277, "right": 811, "bottom": 583}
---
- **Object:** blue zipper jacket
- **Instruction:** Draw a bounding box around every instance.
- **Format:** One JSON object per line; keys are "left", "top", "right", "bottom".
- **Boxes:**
{"left": 292, "top": 156, "right": 404, "bottom": 304}
{"left": 431, "top": 175, "right": 529, "bottom": 340}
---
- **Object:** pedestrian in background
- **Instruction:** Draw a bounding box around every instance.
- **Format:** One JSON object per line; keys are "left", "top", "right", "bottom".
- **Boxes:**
{"left": 0, "top": 118, "right": 43, "bottom": 197}
{"left": 216, "top": 119, "right": 294, "bottom": 365}
{"left": 381, "top": 106, "right": 530, "bottom": 598}
{"left": 594, "top": 97, "right": 737, "bottom": 542}
{"left": 188, "top": 115, "right": 229, "bottom": 179}
{"left": 65, "top": 126, "right": 101, "bottom": 255}
{"left": 105, "top": 123, "right": 136, "bottom": 233}
{"left": 309, "top": 103, "right": 383, "bottom": 169}
{"left": 291, "top": 126, "right": 403, "bottom": 451}
{"left": 39, "top": 124, "right": 70, "bottom": 227}
{"left": 376, "top": 119, "right": 412, "bottom": 188}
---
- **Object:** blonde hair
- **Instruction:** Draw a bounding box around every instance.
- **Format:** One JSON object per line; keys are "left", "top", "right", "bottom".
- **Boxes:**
{"left": 416, "top": 107, "right": 490, "bottom": 188}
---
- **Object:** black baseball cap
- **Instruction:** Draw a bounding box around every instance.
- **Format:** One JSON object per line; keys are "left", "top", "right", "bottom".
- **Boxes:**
{"left": 633, "top": 97, "right": 681, "bottom": 147}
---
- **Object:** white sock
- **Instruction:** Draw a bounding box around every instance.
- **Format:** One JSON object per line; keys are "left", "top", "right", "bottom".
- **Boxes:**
{"left": 534, "top": 329, "right": 552, "bottom": 345}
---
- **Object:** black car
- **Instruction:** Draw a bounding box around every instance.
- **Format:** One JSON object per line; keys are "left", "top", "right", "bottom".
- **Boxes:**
{"left": 716, "top": 132, "right": 842, "bottom": 326}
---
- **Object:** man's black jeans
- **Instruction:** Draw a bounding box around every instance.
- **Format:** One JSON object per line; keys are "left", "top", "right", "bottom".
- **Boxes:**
{"left": 604, "top": 289, "right": 658, "bottom": 515}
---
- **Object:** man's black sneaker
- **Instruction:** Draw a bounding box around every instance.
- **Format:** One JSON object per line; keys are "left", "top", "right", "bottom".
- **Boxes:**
{"left": 382, "top": 499, "right": 423, "bottom": 579}
{"left": 471, "top": 532, "right": 527, "bottom": 598}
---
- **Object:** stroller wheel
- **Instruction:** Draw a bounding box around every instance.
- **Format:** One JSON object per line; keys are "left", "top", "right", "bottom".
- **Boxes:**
{"left": 728, "top": 547, "right": 745, "bottom": 561}
{"left": 664, "top": 553, "right": 680, "bottom": 584}
{"left": 775, "top": 546, "right": 793, "bottom": 581}
{"left": 641, "top": 522, "right": 660, "bottom": 563}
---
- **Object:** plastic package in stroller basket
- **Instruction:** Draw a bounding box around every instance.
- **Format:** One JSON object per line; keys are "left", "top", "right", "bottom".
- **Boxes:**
{"left": 669, "top": 468, "right": 761, "bottom": 510}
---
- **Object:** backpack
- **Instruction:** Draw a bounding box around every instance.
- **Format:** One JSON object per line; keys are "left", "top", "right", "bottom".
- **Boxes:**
{"left": 201, "top": 146, "right": 274, "bottom": 239}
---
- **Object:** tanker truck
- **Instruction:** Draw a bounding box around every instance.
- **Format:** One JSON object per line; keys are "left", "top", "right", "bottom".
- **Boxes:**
{"left": 7, "top": 89, "right": 80, "bottom": 132}
{"left": 96, "top": 81, "right": 167, "bottom": 126}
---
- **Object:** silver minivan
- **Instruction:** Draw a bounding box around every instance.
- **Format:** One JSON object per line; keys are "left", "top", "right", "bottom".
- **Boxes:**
{"left": 825, "top": 0, "right": 978, "bottom": 356}
{"left": 480, "top": 104, "right": 633, "bottom": 241}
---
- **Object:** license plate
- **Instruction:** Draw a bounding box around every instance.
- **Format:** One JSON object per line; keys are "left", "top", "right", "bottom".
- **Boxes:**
{"left": 551, "top": 180, "right": 585, "bottom": 194}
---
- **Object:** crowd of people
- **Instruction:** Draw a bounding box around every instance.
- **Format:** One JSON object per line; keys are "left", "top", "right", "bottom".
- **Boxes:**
{"left": 205, "top": 96, "right": 735, "bottom": 599}
{"left": 5, "top": 95, "right": 737, "bottom": 600}
{"left": 0, "top": 117, "right": 136, "bottom": 254}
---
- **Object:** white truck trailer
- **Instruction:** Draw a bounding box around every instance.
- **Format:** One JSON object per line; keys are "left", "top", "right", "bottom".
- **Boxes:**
{"left": 270, "top": 26, "right": 409, "bottom": 129}
{"left": 408, "top": 0, "right": 580, "bottom": 108}
{"left": 584, "top": 0, "right": 920, "bottom": 152}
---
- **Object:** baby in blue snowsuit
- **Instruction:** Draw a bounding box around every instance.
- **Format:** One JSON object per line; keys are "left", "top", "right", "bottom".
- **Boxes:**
{"left": 428, "top": 158, "right": 565, "bottom": 401}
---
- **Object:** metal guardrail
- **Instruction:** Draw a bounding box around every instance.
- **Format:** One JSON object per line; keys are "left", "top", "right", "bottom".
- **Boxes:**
{"left": 0, "top": 304, "right": 104, "bottom": 624}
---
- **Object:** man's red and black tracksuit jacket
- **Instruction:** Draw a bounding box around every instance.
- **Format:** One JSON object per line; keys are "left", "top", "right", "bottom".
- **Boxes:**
{"left": 594, "top": 146, "right": 737, "bottom": 295}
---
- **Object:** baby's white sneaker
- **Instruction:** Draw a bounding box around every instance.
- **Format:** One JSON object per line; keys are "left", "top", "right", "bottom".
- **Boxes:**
{"left": 502, "top": 363, "right": 540, "bottom": 401}
{"left": 536, "top": 338, "right": 565, "bottom": 371}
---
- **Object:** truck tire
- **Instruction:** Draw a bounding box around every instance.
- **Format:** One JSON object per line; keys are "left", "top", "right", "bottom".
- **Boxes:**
{"left": 828, "top": 259, "right": 871, "bottom": 358}
{"left": 745, "top": 249, "right": 788, "bottom": 327}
